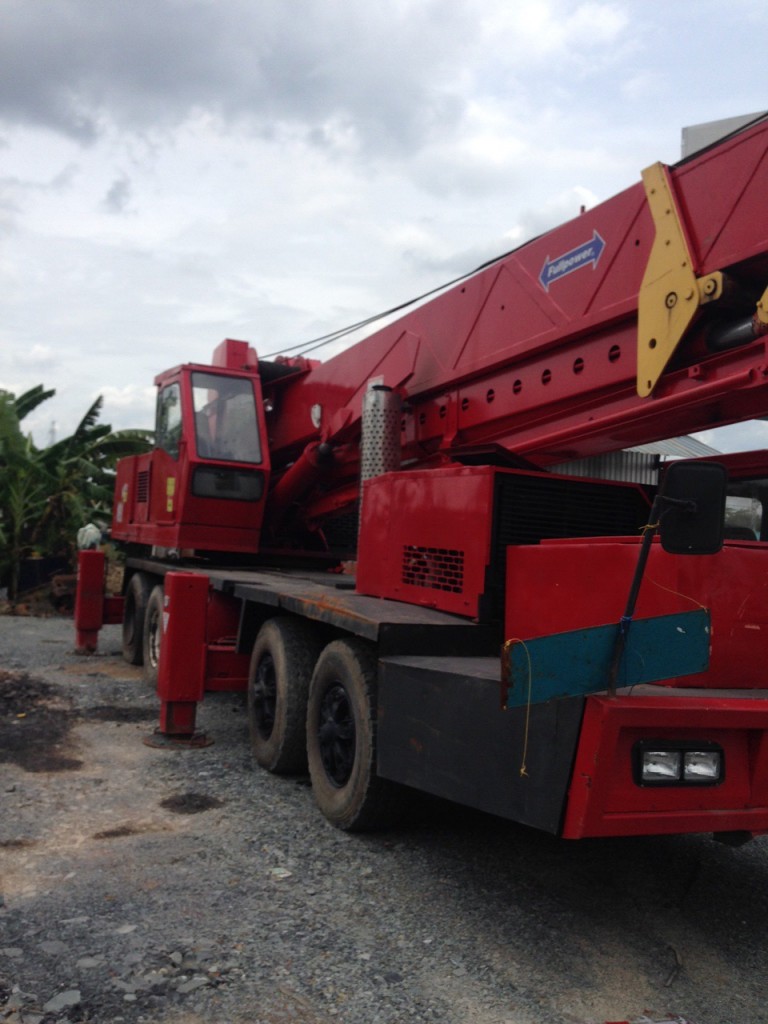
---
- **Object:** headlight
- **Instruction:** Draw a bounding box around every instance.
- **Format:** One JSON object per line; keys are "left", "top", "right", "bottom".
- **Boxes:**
{"left": 641, "top": 749, "right": 681, "bottom": 782}
{"left": 683, "top": 750, "right": 722, "bottom": 781}
{"left": 635, "top": 741, "right": 724, "bottom": 786}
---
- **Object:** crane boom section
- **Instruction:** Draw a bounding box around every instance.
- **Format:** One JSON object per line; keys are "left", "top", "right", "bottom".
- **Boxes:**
{"left": 265, "top": 117, "right": 768, "bottom": 466}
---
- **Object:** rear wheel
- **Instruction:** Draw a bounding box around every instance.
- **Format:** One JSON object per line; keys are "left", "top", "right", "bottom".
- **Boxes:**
{"left": 306, "top": 638, "right": 401, "bottom": 831}
{"left": 122, "top": 572, "right": 152, "bottom": 665}
{"left": 142, "top": 584, "right": 164, "bottom": 689}
{"left": 248, "top": 617, "right": 321, "bottom": 774}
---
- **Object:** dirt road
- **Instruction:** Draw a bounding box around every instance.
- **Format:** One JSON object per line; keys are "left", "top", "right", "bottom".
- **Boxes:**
{"left": 1, "top": 614, "right": 766, "bottom": 1024}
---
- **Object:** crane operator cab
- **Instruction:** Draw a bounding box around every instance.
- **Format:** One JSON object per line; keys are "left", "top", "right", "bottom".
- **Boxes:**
{"left": 112, "top": 346, "right": 271, "bottom": 557}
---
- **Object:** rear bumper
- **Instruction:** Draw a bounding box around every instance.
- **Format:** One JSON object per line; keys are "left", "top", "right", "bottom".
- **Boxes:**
{"left": 562, "top": 686, "right": 768, "bottom": 838}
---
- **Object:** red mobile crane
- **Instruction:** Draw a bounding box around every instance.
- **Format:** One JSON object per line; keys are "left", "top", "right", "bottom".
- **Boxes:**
{"left": 77, "top": 115, "right": 768, "bottom": 839}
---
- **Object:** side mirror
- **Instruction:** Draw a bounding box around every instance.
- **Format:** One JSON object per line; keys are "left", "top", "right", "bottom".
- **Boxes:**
{"left": 658, "top": 461, "right": 727, "bottom": 555}
{"left": 606, "top": 459, "right": 727, "bottom": 696}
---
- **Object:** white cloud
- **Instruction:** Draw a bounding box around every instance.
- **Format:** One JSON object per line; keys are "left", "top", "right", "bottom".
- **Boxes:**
{"left": 620, "top": 70, "right": 665, "bottom": 102}
{"left": 98, "top": 384, "right": 157, "bottom": 432}
{"left": 480, "top": 1, "right": 630, "bottom": 64}
{"left": 12, "top": 344, "right": 58, "bottom": 369}
{"left": 0, "top": 0, "right": 476, "bottom": 155}
{"left": 694, "top": 423, "right": 768, "bottom": 455}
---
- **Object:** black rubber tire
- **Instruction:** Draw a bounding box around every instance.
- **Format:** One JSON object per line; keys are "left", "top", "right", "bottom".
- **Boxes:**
{"left": 247, "top": 617, "right": 322, "bottom": 774}
{"left": 121, "top": 572, "right": 152, "bottom": 665}
{"left": 142, "top": 584, "right": 164, "bottom": 690}
{"left": 306, "top": 638, "right": 401, "bottom": 831}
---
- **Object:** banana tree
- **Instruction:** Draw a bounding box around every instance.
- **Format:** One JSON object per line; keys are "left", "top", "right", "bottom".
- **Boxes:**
{"left": 0, "top": 387, "right": 152, "bottom": 604}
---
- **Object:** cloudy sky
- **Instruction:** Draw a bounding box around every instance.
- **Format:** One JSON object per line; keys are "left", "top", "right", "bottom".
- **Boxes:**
{"left": 2, "top": 0, "right": 767, "bottom": 453}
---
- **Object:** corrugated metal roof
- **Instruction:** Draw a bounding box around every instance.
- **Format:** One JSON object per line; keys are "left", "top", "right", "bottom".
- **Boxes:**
{"left": 550, "top": 450, "right": 659, "bottom": 484}
{"left": 550, "top": 436, "right": 721, "bottom": 484}
{"left": 627, "top": 436, "right": 720, "bottom": 458}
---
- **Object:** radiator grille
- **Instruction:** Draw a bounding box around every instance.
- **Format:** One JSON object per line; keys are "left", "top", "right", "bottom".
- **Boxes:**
{"left": 483, "top": 473, "right": 650, "bottom": 620}
{"left": 137, "top": 471, "right": 150, "bottom": 504}
{"left": 402, "top": 545, "right": 465, "bottom": 593}
{"left": 494, "top": 474, "right": 649, "bottom": 547}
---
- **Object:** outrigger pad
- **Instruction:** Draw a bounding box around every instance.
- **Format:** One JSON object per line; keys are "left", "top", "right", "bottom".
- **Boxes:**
{"left": 143, "top": 729, "right": 214, "bottom": 749}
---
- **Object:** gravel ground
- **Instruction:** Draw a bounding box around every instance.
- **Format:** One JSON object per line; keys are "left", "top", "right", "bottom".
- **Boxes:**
{"left": 1, "top": 613, "right": 768, "bottom": 1024}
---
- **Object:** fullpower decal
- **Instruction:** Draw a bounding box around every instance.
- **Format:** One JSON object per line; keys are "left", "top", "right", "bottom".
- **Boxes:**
{"left": 539, "top": 230, "right": 606, "bottom": 291}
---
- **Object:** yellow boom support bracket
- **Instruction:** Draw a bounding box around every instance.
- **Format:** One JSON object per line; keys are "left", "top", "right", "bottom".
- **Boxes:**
{"left": 637, "top": 162, "right": 723, "bottom": 397}
{"left": 756, "top": 285, "right": 768, "bottom": 326}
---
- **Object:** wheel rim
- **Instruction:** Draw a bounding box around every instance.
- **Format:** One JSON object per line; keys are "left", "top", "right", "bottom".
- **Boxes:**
{"left": 147, "top": 607, "right": 161, "bottom": 668}
{"left": 317, "top": 682, "right": 355, "bottom": 787}
{"left": 252, "top": 653, "right": 277, "bottom": 740}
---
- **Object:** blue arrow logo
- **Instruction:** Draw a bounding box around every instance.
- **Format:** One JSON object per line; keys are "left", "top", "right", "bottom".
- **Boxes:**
{"left": 539, "top": 230, "right": 606, "bottom": 291}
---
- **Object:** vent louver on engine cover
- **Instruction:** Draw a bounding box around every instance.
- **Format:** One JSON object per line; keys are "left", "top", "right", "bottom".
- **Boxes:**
{"left": 401, "top": 545, "right": 465, "bottom": 593}
{"left": 137, "top": 470, "right": 150, "bottom": 504}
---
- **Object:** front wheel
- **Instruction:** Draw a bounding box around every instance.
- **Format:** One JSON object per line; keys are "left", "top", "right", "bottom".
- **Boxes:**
{"left": 142, "top": 584, "right": 164, "bottom": 689}
{"left": 306, "top": 638, "right": 401, "bottom": 831}
{"left": 247, "top": 617, "right": 321, "bottom": 774}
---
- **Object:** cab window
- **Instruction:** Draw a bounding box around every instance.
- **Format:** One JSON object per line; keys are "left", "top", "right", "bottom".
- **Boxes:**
{"left": 725, "top": 477, "right": 767, "bottom": 540}
{"left": 156, "top": 383, "right": 182, "bottom": 459}
{"left": 191, "top": 372, "right": 262, "bottom": 464}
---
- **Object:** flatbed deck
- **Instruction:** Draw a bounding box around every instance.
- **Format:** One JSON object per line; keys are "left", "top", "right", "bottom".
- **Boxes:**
{"left": 126, "top": 559, "right": 498, "bottom": 657}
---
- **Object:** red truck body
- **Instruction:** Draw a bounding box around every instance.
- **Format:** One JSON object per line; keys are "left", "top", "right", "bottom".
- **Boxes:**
{"left": 78, "top": 115, "right": 768, "bottom": 841}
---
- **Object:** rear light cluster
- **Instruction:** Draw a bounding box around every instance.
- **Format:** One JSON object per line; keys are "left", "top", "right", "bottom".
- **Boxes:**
{"left": 634, "top": 740, "right": 724, "bottom": 786}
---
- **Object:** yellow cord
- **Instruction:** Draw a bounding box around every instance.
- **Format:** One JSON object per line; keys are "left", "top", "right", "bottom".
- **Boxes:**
{"left": 505, "top": 638, "right": 533, "bottom": 778}
{"left": 645, "top": 575, "right": 708, "bottom": 611}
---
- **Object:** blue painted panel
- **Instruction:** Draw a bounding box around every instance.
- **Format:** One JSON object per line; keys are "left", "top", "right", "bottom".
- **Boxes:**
{"left": 505, "top": 610, "right": 710, "bottom": 709}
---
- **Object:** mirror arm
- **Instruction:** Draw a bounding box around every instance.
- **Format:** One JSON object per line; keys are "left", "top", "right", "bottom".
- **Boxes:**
{"left": 607, "top": 495, "right": 663, "bottom": 697}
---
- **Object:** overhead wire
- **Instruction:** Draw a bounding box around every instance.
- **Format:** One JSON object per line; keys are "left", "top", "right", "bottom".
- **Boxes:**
{"left": 261, "top": 239, "right": 530, "bottom": 360}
